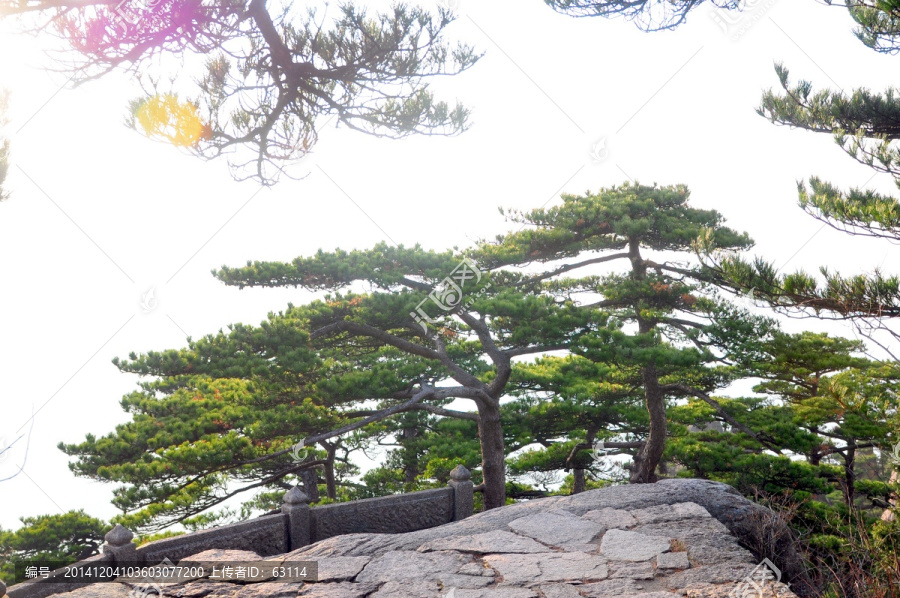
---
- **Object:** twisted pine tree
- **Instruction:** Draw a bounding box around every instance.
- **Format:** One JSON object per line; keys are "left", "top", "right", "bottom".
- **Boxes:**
{"left": 480, "top": 183, "right": 773, "bottom": 482}
{"left": 60, "top": 182, "right": 762, "bottom": 528}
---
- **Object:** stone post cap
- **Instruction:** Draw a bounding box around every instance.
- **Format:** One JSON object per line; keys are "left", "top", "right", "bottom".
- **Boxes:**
{"left": 449, "top": 464, "right": 471, "bottom": 482}
{"left": 104, "top": 524, "right": 134, "bottom": 547}
{"left": 0, "top": 578, "right": 7, "bottom": 597}
{"left": 283, "top": 486, "right": 310, "bottom": 505}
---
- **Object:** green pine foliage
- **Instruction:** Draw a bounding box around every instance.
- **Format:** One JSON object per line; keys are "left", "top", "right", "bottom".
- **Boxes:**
{"left": 0, "top": 511, "right": 109, "bottom": 583}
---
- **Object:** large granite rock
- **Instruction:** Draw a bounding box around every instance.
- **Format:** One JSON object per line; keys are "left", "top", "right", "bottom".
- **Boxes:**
{"left": 46, "top": 479, "right": 809, "bottom": 598}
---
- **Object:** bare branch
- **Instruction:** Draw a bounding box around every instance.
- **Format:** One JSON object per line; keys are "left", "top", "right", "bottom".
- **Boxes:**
{"left": 300, "top": 386, "right": 436, "bottom": 446}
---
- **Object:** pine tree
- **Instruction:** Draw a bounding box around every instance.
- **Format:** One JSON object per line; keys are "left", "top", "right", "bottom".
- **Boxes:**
{"left": 61, "top": 182, "right": 759, "bottom": 527}
{"left": 0, "top": 511, "right": 109, "bottom": 584}
{"left": 0, "top": 1, "right": 480, "bottom": 184}
{"left": 505, "top": 356, "right": 648, "bottom": 493}
{"left": 477, "top": 183, "right": 769, "bottom": 482}
{"left": 704, "top": 57, "right": 900, "bottom": 355}
{"left": 668, "top": 331, "right": 900, "bottom": 507}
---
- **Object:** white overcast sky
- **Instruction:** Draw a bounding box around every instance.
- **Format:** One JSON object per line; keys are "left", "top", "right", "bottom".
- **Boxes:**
{"left": 1, "top": 0, "right": 898, "bottom": 532}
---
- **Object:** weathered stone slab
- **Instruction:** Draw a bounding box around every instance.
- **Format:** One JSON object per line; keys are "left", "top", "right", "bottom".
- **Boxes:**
{"left": 179, "top": 549, "right": 264, "bottom": 563}
{"left": 681, "top": 581, "right": 792, "bottom": 598}
{"left": 607, "top": 561, "right": 654, "bottom": 579}
{"left": 557, "top": 543, "right": 599, "bottom": 554}
{"left": 630, "top": 518, "right": 730, "bottom": 541}
{"left": 209, "top": 582, "right": 304, "bottom": 598}
{"left": 656, "top": 552, "right": 690, "bottom": 570}
{"left": 627, "top": 519, "right": 747, "bottom": 568}
{"left": 436, "top": 574, "right": 495, "bottom": 590}
{"left": 417, "top": 531, "right": 549, "bottom": 554}
{"left": 599, "top": 529, "right": 671, "bottom": 562}
{"left": 577, "top": 578, "right": 644, "bottom": 597}
{"left": 282, "top": 534, "right": 380, "bottom": 559}
{"left": 671, "top": 503, "right": 711, "bottom": 519}
{"left": 582, "top": 508, "right": 637, "bottom": 529}
{"left": 438, "top": 575, "right": 495, "bottom": 590}
{"left": 630, "top": 502, "right": 711, "bottom": 526}
{"left": 685, "top": 543, "right": 754, "bottom": 566}
{"left": 535, "top": 584, "right": 584, "bottom": 598}
{"left": 629, "top": 505, "right": 676, "bottom": 525}
{"left": 296, "top": 581, "right": 381, "bottom": 598}
{"left": 368, "top": 579, "right": 440, "bottom": 597}
{"left": 663, "top": 562, "right": 756, "bottom": 589}
{"left": 456, "top": 563, "right": 494, "bottom": 578}
{"left": 482, "top": 553, "right": 608, "bottom": 584}
{"left": 312, "top": 556, "right": 371, "bottom": 582}
{"left": 161, "top": 581, "right": 234, "bottom": 598}
{"left": 448, "top": 588, "right": 538, "bottom": 598}
{"left": 506, "top": 511, "right": 604, "bottom": 546}
{"left": 356, "top": 550, "right": 469, "bottom": 584}
{"left": 51, "top": 585, "right": 133, "bottom": 598}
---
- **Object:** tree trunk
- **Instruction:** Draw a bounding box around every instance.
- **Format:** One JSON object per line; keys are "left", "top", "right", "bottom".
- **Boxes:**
{"left": 572, "top": 467, "right": 586, "bottom": 494}
{"left": 401, "top": 426, "right": 419, "bottom": 484}
{"left": 477, "top": 400, "right": 506, "bottom": 510}
{"left": 630, "top": 363, "right": 666, "bottom": 484}
{"left": 809, "top": 428, "right": 822, "bottom": 466}
{"left": 627, "top": 238, "right": 666, "bottom": 484}
{"left": 572, "top": 428, "right": 596, "bottom": 494}
{"left": 842, "top": 445, "right": 856, "bottom": 507}
{"left": 321, "top": 441, "right": 337, "bottom": 500}
{"left": 809, "top": 449, "right": 822, "bottom": 467}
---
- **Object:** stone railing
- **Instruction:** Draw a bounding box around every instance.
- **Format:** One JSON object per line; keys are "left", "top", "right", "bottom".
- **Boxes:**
{"left": 3, "top": 465, "right": 475, "bottom": 598}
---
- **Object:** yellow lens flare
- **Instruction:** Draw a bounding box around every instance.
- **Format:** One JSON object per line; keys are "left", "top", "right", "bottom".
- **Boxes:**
{"left": 134, "top": 93, "right": 212, "bottom": 148}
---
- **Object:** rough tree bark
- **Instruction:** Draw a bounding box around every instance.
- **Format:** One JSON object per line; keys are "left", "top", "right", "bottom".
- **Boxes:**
{"left": 401, "top": 426, "right": 420, "bottom": 485}
{"left": 573, "top": 467, "right": 586, "bottom": 494}
{"left": 321, "top": 440, "right": 337, "bottom": 500}
{"left": 842, "top": 445, "right": 856, "bottom": 507}
{"left": 476, "top": 399, "right": 506, "bottom": 510}
{"left": 572, "top": 428, "right": 596, "bottom": 494}
{"left": 631, "top": 362, "right": 666, "bottom": 483}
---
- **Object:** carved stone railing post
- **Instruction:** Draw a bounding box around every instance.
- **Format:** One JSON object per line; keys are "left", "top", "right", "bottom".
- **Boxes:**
{"left": 1, "top": 577, "right": 7, "bottom": 597}
{"left": 448, "top": 465, "right": 474, "bottom": 521}
{"left": 102, "top": 524, "right": 138, "bottom": 562}
{"left": 282, "top": 486, "right": 311, "bottom": 550}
